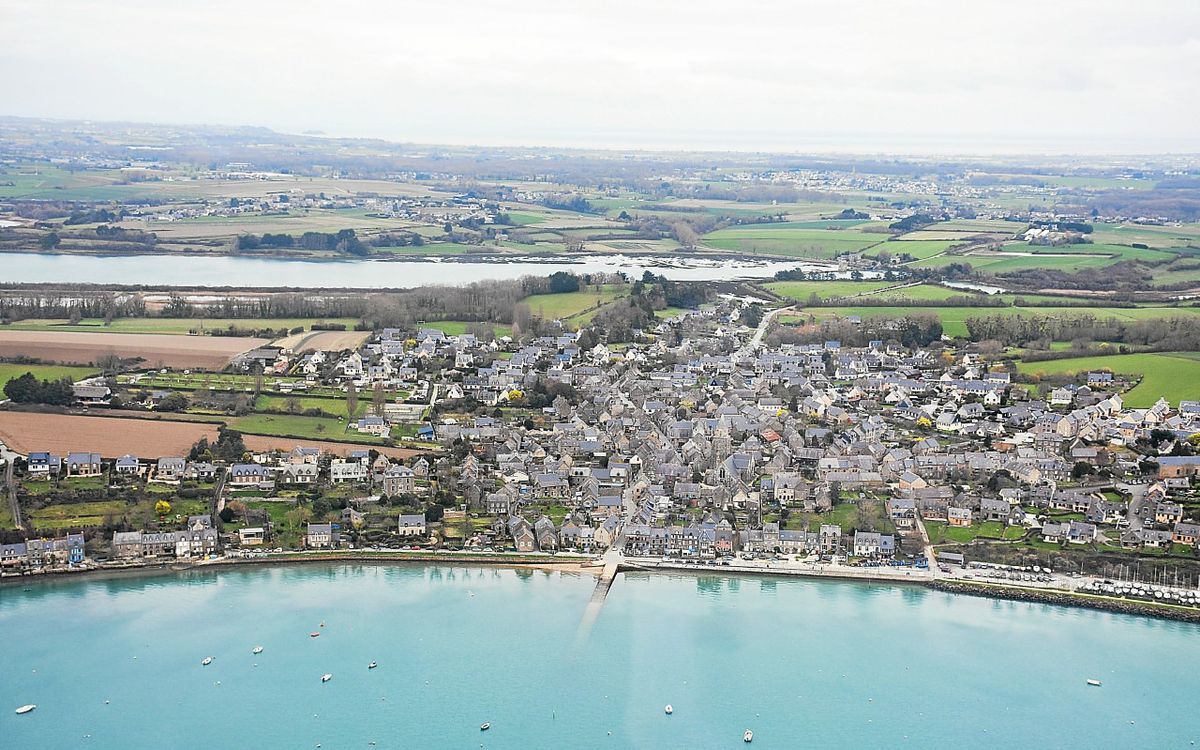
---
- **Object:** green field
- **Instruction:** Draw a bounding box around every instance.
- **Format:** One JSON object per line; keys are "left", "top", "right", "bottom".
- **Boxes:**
{"left": 911, "top": 252, "right": 1119, "bottom": 274}
{"left": 701, "top": 225, "right": 884, "bottom": 259}
{"left": 998, "top": 243, "right": 1179, "bottom": 263}
{"left": 925, "top": 520, "right": 1026, "bottom": 544}
{"left": 254, "top": 394, "right": 370, "bottom": 418}
{"left": 5, "top": 317, "right": 361, "bottom": 335}
{"left": 791, "top": 304, "right": 1200, "bottom": 338}
{"left": 523, "top": 285, "right": 629, "bottom": 322}
{"left": 226, "top": 413, "right": 384, "bottom": 443}
{"left": 28, "top": 500, "right": 128, "bottom": 530}
{"left": 1089, "top": 223, "right": 1200, "bottom": 249}
{"left": 764, "top": 280, "right": 893, "bottom": 302}
{"left": 874, "top": 239, "right": 964, "bottom": 260}
{"left": 1017, "top": 352, "right": 1200, "bottom": 407}
{"left": 418, "top": 321, "right": 513, "bottom": 337}
{"left": 0, "top": 363, "right": 97, "bottom": 390}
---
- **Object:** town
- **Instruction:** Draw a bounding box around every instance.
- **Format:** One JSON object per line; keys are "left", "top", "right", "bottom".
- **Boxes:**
{"left": 4, "top": 283, "right": 1200, "bottom": 614}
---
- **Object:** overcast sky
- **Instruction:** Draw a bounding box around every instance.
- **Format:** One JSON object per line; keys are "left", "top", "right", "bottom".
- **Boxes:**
{"left": 2, "top": 0, "right": 1198, "bottom": 154}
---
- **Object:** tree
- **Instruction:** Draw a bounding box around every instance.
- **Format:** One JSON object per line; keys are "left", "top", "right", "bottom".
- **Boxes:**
{"left": 347, "top": 382, "right": 358, "bottom": 419}
{"left": 547, "top": 271, "right": 580, "bottom": 294}
{"left": 915, "top": 416, "right": 932, "bottom": 430}
{"left": 97, "top": 353, "right": 123, "bottom": 375}
{"left": 285, "top": 506, "right": 312, "bottom": 531}
{"left": 157, "top": 392, "right": 189, "bottom": 412}
{"left": 155, "top": 500, "right": 172, "bottom": 516}
{"left": 372, "top": 382, "right": 386, "bottom": 417}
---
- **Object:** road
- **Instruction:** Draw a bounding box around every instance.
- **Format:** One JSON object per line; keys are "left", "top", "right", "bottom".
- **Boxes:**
{"left": 740, "top": 305, "right": 793, "bottom": 355}
{"left": 1121, "top": 482, "right": 1150, "bottom": 533}
{"left": 1, "top": 445, "right": 23, "bottom": 530}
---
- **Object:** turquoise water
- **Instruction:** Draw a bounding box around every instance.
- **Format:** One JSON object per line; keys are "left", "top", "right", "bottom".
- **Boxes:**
{"left": 2, "top": 564, "right": 1199, "bottom": 749}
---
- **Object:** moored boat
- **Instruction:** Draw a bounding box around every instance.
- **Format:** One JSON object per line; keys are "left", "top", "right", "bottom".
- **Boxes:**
{"left": 744, "top": 729, "right": 753, "bottom": 743}
{"left": 15, "top": 704, "right": 36, "bottom": 715}
{"left": 202, "top": 657, "right": 213, "bottom": 666}
{"left": 368, "top": 662, "right": 378, "bottom": 669}
{"left": 321, "top": 673, "right": 333, "bottom": 683}
{"left": 480, "top": 723, "right": 490, "bottom": 731}
{"left": 252, "top": 646, "right": 263, "bottom": 654}
{"left": 1087, "top": 679, "right": 1102, "bottom": 687}
{"left": 664, "top": 705, "right": 673, "bottom": 715}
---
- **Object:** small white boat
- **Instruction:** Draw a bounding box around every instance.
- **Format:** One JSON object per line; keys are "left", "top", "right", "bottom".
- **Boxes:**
{"left": 744, "top": 729, "right": 754, "bottom": 743}
{"left": 201, "top": 657, "right": 213, "bottom": 666}
{"left": 15, "top": 704, "right": 36, "bottom": 715}
{"left": 480, "top": 723, "right": 490, "bottom": 731}
{"left": 368, "top": 662, "right": 378, "bottom": 670}
{"left": 1087, "top": 679, "right": 1102, "bottom": 687}
{"left": 664, "top": 705, "right": 673, "bottom": 715}
{"left": 252, "top": 646, "right": 263, "bottom": 655}
{"left": 309, "top": 632, "right": 320, "bottom": 638}
{"left": 321, "top": 673, "right": 333, "bottom": 683}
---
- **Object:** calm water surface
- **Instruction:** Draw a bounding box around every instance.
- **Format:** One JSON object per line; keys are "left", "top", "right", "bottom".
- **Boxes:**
{"left": 0, "top": 253, "right": 819, "bottom": 288}
{"left": 1, "top": 564, "right": 1198, "bottom": 749}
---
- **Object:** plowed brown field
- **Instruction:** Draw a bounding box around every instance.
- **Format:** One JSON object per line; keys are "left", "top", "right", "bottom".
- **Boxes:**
{"left": 0, "top": 330, "right": 268, "bottom": 369}
{"left": 0, "top": 411, "right": 423, "bottom": 460}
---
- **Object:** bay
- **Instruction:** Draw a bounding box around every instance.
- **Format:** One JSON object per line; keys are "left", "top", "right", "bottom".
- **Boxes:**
{"left": 1, "top": 563, "right": 1197, "bottom": 749}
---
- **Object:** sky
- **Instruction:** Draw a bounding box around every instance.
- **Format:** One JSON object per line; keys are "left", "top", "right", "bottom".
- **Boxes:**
{"left": 2, "top": 0, "right": 1198, "bottom": 154}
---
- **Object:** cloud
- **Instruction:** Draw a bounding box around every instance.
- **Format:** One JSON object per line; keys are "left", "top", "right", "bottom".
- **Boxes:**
{"left": 0, "top": 0, "right": 1196, "bottom": 153}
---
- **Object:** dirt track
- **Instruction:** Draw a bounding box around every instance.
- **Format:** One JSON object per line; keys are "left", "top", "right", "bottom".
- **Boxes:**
{"left": 0, "top": 330, "right": 268, "bottom": 368}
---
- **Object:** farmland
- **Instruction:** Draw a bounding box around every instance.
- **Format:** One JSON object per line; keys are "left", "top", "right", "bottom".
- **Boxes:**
{"left": 787, "top": 304, "right": 1200, "bottom": 338}
{"left": 0, "top": 410, "right": 424, "bottom": 458}
{"left": 522, "top": 285, "right": 629, "bottom": 322}
{"left": 0, "top": 330, "right": 268, "bottom": 368}
{"left": 0, "top": 363, "right": 97, "bottom": 390}
{"left": 4, "top": 317, "right": 362, "bottom": 336}
{"left": 0, "top": 411, "right": 221, "bottom": 456}
{"left": 418, "top": 321, "right": 513, "bottom": 337}
{"left": 765, "top": 280, "right": 894, "bottom": 301}
{"left": 701, "top": 224, "right": 884, "bottom": 259}
{"left": 873, "top": 239, "right": 965, "bottom": 260}
{"left": 270, "top": 329, "right": 372, "bottom": 352}
{"left": 1016, "top": 352, "right": 1200, "bottom": 407}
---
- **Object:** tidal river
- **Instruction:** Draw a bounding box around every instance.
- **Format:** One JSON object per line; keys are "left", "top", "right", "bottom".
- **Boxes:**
{"left": 0, "top": 252, "right": 823, "bottom": 288}
{"left": 1, "top": 564, "right": 1198, "bottom": 749}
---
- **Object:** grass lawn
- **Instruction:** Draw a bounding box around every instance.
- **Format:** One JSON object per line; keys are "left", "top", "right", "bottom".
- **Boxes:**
{"left": 21, "top": 480, "right": 53, "bottom": 496}
{"left": 227, "top": 413, "right": 380, "bottom": 443}
{"left": 0, "top": 363, "right": 97, "bottom": 390}
{"left": 255, "top": 393, "right": 370, "bottom": 418}
{"left": 60, "top": 476, "right": 107, "bottom": 490}
{"left": 523, "top": 285, "right": 629, "bottom": 322}
{"left": 1017, "top": 352, "right": 1200, "bottom": 407}
{"left": 796, "top": 502, "right": 863, "bottom": 533}
{"left": 29, "top": 500, "right": 129, "bottom": 529}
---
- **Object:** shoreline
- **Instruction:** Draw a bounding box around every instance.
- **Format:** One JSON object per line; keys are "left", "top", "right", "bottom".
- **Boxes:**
{"left": 0, "top": 552, "right": 596, "bottom": 589}
{"left": 5, "top": 552, "right": 1200, "bottom": 624}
